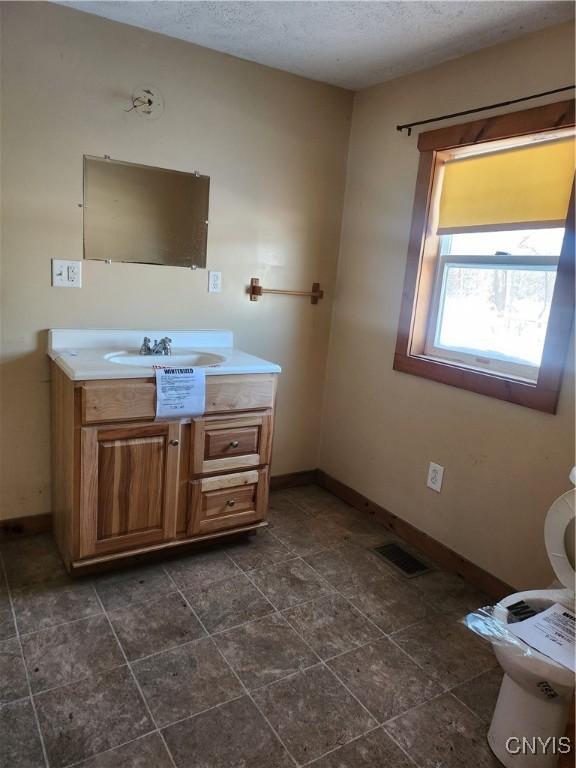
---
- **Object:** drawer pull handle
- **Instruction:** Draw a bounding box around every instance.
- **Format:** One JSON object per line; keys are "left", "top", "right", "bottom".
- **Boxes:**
{"left": 229, "top": 440, "right": 240, "bottom": 448}
{"left": 169, "top": 439, "right": 180, "bottom": 447}
{"left": 227, "top": 499, "right": 236, "bottom": 507}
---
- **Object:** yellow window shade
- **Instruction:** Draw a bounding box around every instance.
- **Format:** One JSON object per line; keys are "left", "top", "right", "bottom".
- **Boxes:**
{"left": 438, "top": 137, "right": 575, "bottom": 234}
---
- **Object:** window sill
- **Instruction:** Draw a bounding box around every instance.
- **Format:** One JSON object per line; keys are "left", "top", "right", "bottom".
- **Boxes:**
{"left": 393, "top": 352, "right": 559, "bottom": 413}
{"left": 422, "top": 351, "right": 538, "bottom": 384}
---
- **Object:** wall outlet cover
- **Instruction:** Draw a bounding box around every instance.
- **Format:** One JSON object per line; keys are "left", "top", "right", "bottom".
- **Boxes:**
{"left": 427, "top": 462, "right": 444, "bottom": 493}
{"left": 208, "top": 270, "right": 222, "bottom": 293}
{"left": 52, "top": 259, "right": 82, "bottom": 288}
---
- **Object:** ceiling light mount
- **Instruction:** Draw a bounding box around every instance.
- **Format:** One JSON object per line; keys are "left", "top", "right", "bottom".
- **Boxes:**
{"left": 124, "top": 85, "right": 165, "bottom": 120}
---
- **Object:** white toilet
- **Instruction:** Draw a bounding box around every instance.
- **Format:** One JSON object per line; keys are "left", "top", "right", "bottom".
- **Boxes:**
{"left": 488, "top": 469, "right": 575, "bottom": 768}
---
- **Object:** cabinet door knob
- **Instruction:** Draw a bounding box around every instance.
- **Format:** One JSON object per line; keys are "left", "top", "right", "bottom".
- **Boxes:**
{"left": 226, "top": 499, "right": 236, "bottom": 507}
{"left": 169, "top": 439, "right": 180, "bottom": 447}
{"left": 229, "top": 440, "right": 240, "bottom": 448}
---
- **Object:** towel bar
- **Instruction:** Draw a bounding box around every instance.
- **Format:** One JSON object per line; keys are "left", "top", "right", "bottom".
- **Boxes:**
{"left": 249, "top": 278, "right": 324, "bottom": 305}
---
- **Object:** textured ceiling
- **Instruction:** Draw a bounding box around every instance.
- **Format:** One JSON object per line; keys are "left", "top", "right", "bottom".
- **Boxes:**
{"left": 62, "top": 1, "right": 575, "bottom": 89}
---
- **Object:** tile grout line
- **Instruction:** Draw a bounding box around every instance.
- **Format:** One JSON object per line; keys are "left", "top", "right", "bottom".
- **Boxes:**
{"left": 28, "top": 582, "right": 422, "bottom": 762}
{"left": 8, "top": 580, "right": 103, "bottom": 636}
{"left": 225, "top": 547, "right": 337, "bottom": 598}
{"left": 61, "top": 729, "right": 160, "bottom": 768}
{"left": 445, "top": 687, "right": 494, "bottom": 725}
{"left": 328, "top": 592, "right": 445, "bottom": 671}
{"left": 299, "top": 721, "right": 385, "bottom": 767}
{"left": 14, "top": 543, "right": 407, "bottom": 644}
{"left": 161, "top": 563, "right": 301, "bottom": 768}
{"left": 238, "top": 542, "right": 447, "bottom": 716}
{"left": 241, "top": 561, "right": 399, "bottom": 766}
{"left": 3, "top": 603, "right": 369, "bottom": 709}
{"left": 3, "top": 555, "right": 338, "bottom": 703}
{"left": 99, "top": 631, "right": 210, "bottom": 668}
{"left": 308, "top": 632, "right": 384, "bottom": 665}
{"left": 21, "top": 584, "right": 486, "bottom": 748}
{"left": 287, "top": 491, "right": 493, "bottom": 761}
{"left": 386, "top": 626, "right": 497, "bottom": 698}
{"left": 385, "top": 630, "right": 449, "bottom": 688}
{"left": 378, "top": 727, "right": 423, "bottom": 768}
{"left": 148, "top": 691, "right": 247, "bottom": 733}
{"left": 303, "top": 546, "right": 455, "bottom": 694}
{"left": 265, "top": 527, "right": 299, "bottom": 551}
{"left": 290, "top": 545, "right": 409, "bottom": 645}
{"left": 383, "top": 686, "right": 455, "bottom": 729}
{"left": 91, "top": 586, "right": 179, "bottom": 768}
{"left": 62, "top": 689, "right": 249, "bottom": 768}
{"left": 17, "top": 608, "right": 107, "bottom": 640}
{"left": 2, "top": 492, "right": 494, "bottom": 768}
{"left": 324, "top": 566, "right": 493, "bottom": 692}
{"left": 267, "top": 539, "right": 466, "bottom": 768}
{"left": 0, "top": 552, "right": 52, "bottom": 768}
{"left": 270, "top": 527, "right": 369, "bottom": 561}
{"left": 165, "top": 565, "right": 301, "bottom": 762}
{"left": 302, "top": 720, "right": 421, "bottom": 768}
{"left": 386, "top": 612, "right": 441, "bottom": 637}
{"left": 379, "top": 690, "right": 452, "bottom": 768}
{"left": 4, "top": 511, "right": 385, "bottom": 639}
{"left": 22, "top": 661, "right": 129, "bottom": 700}
{"left": 448, "top": 664, "right": 500, "bottom": 692}
{"left": 229, "top": 551, "right": 303, "bottom": 571}
{"left": 225, "top": 529, "right": 296, "bottom": 568}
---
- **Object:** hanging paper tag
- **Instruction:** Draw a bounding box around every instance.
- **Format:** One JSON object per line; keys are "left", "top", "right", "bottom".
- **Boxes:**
{"left": 155, "top": 366, "right": 206, "bottom": 420}
{"left": 508, "top": 603, "right": 576, "bottom": 672}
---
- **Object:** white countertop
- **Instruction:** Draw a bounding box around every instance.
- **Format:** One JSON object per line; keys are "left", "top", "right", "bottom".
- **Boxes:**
{"left": 48, "top": 329, "right": 281, "bottom": 381}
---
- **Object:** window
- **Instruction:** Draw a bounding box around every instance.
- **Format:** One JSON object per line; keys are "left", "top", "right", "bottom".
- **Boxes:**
{"left": 394, "top": 100, "right": 575, "bottom": 413}
{"left": 427, "top": 228, "right": 563, "bottom": 381}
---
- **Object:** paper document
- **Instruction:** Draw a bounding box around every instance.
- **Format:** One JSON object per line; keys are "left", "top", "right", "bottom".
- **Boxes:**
{"left": 155, "top": 367, "right": 206, "bottom": 419}
{"left": 508, "top": 603, "right": 575, "bottom": 672}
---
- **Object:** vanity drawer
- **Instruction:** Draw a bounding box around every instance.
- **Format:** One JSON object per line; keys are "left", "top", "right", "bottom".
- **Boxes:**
{"left": 191, "top": 411, "right": 272, "bottom": 474}
{"left": 81, "top": 381, "right": 156, "bottom": 424}
{"left": 188, "top": 468, "right": 269, "bottom": 535}
{"left": 205, "top": 427, "right": 259, "bottom": 459}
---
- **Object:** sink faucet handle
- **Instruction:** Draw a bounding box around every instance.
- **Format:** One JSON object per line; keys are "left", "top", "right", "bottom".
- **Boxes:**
{"left": 139, "top": 336, "right": 152, "bottom": 355}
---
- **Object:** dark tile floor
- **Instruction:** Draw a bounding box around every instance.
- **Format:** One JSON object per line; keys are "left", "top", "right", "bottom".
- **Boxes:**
{"left": 0, "top": 485, "right": 502, "bottom": 768}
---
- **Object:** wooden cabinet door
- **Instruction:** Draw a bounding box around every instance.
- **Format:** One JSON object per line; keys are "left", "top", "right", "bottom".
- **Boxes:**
{"left": 79, "top": 422, "right": 180, "bottom": 558}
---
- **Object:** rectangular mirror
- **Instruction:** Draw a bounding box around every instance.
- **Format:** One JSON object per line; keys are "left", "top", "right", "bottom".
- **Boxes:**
{"left": 83, "top": 156, "right": 210, "bottom": 268}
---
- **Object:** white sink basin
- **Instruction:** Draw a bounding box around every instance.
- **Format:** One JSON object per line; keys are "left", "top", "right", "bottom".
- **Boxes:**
{"left": 105, "top": 351, "right": 225, "bottom": 367}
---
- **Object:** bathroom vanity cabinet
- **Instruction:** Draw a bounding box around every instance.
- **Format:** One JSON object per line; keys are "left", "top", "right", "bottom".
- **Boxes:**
{"left": 51, "top": 364, "right": 277, "bottom": 573}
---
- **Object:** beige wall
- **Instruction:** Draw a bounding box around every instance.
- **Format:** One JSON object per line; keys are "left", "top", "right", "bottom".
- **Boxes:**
{"left": 0, "top": 2, "right": 352, "bottom": 520}
{"left": 319, "top": 21, "right": 575, "bottom": 590}
{"left": 1, "top": 3, "right": 573, "bottom": 591}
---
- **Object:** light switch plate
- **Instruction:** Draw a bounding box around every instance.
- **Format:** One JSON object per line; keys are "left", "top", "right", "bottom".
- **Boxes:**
{"left": 52, "top": 259, "right": 82, "bottom": 288}
{"left": 208, "top": 271, "right": 222, "bottom": 293}
{"left": 427, "top": 462, "right": 444, "bottom": 493}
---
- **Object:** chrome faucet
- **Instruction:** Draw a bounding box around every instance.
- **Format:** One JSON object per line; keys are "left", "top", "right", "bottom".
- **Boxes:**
{"left": 152, "top": 337, "right": 172, "bottom": 355}
{"left": 139, "top": 336, "right": 172, "bottom": 355}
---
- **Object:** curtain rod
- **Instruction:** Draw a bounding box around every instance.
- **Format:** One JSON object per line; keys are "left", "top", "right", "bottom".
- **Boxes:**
{"left": 396, "top": 85, "right": 575, "bottom": 136}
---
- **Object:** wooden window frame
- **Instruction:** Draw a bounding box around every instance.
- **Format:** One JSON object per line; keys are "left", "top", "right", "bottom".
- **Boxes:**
{"left": 394, "top": 100, "right": 575, "bottom": 414}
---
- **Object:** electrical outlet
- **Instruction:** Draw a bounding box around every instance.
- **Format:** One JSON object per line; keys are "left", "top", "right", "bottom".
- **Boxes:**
{"left": 208, "top": 271, "right": 222, "bottom": 293}
{"left": 52, "top": 259, "right": 82, "bottom": 288}
{"left": 427, "top": 462, "right": 444, "bottom": 493}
